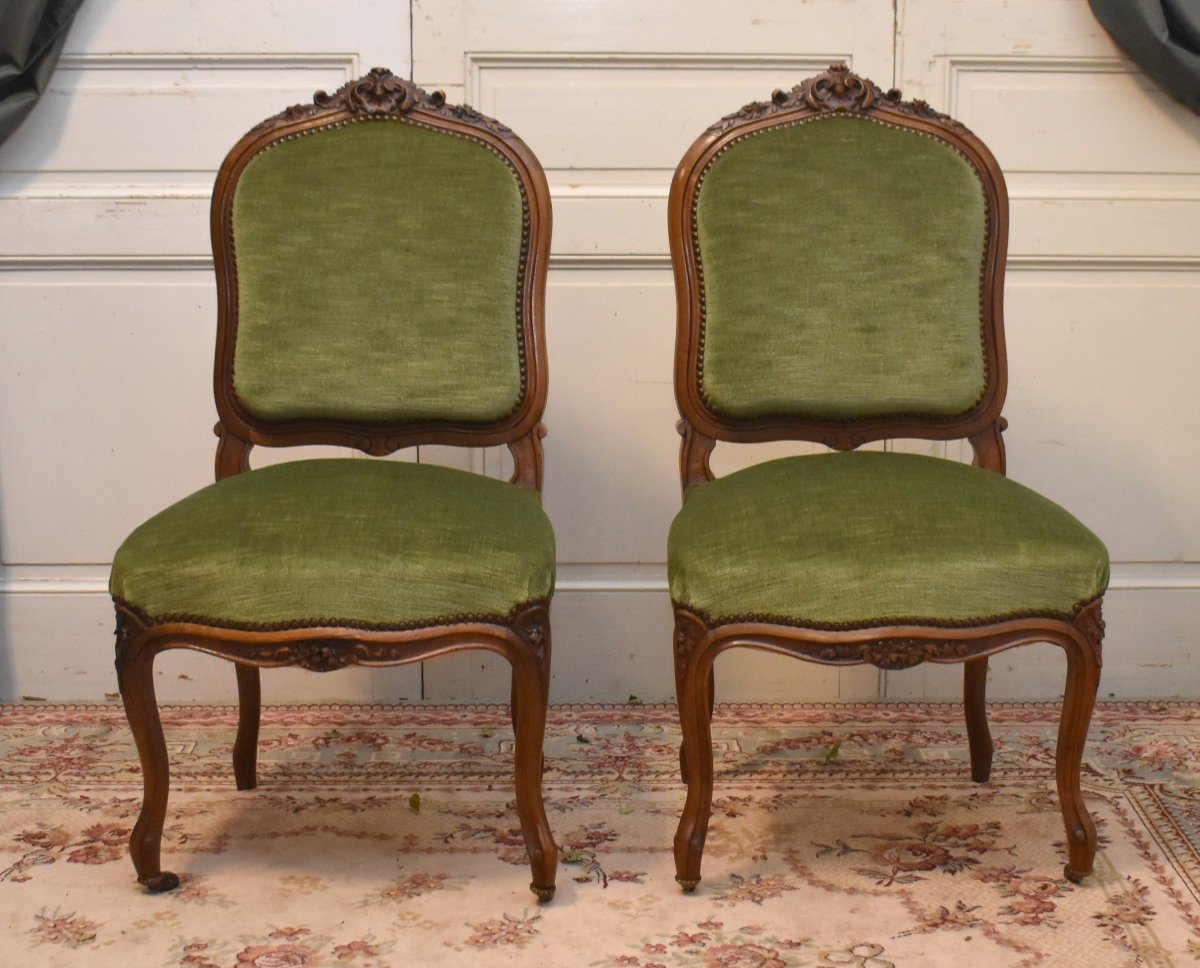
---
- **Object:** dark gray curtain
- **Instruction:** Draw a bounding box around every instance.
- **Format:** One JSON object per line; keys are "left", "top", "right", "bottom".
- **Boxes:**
{"left": 0, "top": 0, "right": 86, "bottom": 144}
{"left": 1089, "top": 0, "right": 1200, "bottom": 115}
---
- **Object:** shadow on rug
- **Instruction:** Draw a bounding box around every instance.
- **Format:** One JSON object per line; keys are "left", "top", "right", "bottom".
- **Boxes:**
{"left": 1, "top": 701, "right": 1198, "bottom": 966}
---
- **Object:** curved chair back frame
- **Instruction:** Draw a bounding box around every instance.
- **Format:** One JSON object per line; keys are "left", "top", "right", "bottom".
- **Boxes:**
{"left": 211, "top": 68, "right": 552, "bottom": 489}
{"left": 667, "top": 66, "right": 1103, "bottom": 894}
{"left": 669, "top": 64, "right": 1011, "bottom": 488}
{"left": 114, "top": 73, "right": 559, "bottom": 902}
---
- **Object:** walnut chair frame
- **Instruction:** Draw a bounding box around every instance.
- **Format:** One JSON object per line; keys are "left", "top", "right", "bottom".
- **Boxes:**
{"left": 114, "top": 69, "right": 557, "bottom": 901}
{"left": 668, "top": 66, "right": 1103, "bottom": 891}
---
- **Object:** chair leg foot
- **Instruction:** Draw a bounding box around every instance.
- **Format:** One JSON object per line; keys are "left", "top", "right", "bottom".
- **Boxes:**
{"left": 530, "top": 883, "right": 556, "bottom": 902}
{"left": 141, "top": 871, "right": 181, "bottom": 893}
{"left": 676, "top": 877, "right": 700, "bottom": 893}
{"left": 1063, "top": 863, "right": 1090, "bottom": 885}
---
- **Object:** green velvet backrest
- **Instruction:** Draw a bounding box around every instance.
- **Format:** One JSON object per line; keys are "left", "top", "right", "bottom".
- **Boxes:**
{"left": 693, "top": 114, "right": 989, "bottom": 421}
{"left": 229, "top": 118, "right": 526, "bottom": 424}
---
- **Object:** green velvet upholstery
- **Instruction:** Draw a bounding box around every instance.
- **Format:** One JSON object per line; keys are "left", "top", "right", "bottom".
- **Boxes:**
{"left": 111, "top": 459, "right": 555, "bottom": 627}
{"left": 231, "top": 119, "right": 525, "bottom": 423}
{"left": 668, "top": 452, "right": 1108, "bottom": 626}
{"left": 695, "top": 116, "right": 988, "bottom": 420}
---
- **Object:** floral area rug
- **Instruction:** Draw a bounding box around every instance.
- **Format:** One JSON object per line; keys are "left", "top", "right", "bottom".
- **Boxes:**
{"left": 1, "top": 701, "right": 1198, "bottom": 967}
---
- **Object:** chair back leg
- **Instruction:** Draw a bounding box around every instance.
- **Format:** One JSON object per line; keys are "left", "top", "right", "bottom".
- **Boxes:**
{"left": 233, "top": 664, "right": 261, "bottom": 790}
{"left": 964, "top": 656, "right": 994, "bottom": 782}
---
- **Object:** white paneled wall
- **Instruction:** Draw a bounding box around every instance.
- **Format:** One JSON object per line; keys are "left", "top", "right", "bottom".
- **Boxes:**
{"left": 1, "top": 0, "right": 1196, "bottom": 703}
{"left": 885, "top": 0, "right": 1200, "bottom": 702}
{"left": 0, "top": 0, "right": 414, "bottom": 702}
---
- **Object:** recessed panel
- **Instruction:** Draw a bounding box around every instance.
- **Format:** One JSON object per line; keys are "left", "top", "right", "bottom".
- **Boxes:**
{"left": 540, "top": 269, "right": 679, "bottom": 565}
{"left": 1004, "top": 273, "right": 1200, "bottom": 561}
{"left": 472, "top": 56, "right": 842, "bottom": 174}
{"left": 0, "top": 57, "right": 353, "bottom": 190}
{"left": 0, "top": 270, "right": 215, "bottom": 564}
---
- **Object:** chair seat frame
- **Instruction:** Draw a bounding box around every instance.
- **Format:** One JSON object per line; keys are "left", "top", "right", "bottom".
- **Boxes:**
{"left": 114, "top": 69, "right": 557, "bottom": 901}
{"left": 668, "top": 65, "right": 1104, "bottom": 891}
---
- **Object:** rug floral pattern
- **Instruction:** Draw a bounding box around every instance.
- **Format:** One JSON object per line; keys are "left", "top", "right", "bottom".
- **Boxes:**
{"left": 1, "top": 701, "right": 1198, "bottom": 966}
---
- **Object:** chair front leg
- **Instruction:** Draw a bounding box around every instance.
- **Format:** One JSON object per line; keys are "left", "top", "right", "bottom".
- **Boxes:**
{"left": 233, "top": 664, "right": 261, "bottom": 791}
{"left": 1059, "top": 602, "right": 1103, "bottom": 883}
{"left": 674, "top": 631, "right": 716, "bottom": 891}
{"left": 510, "top": 624, "right": 551, "bottom": 777}
{"left": 115, "top": 623, "right": 179, "bottom": 892}
{"left": 964, "top": 656, "right": 993, "bottom": 782}
{"left": 674, "top": 610, "right": 713, "bottom": 784}
{"left": 510, "top": 605, "right": 557, "bottom": 901}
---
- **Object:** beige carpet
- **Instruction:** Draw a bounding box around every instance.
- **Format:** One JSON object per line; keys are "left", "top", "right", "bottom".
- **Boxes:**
{"left": 1, "top": 701, "right": 1198, "bottom": 966}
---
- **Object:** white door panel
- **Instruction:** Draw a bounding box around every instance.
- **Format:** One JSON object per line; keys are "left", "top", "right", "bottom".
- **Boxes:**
{"left": 0, "top": 0, "right": 415, "bottom": 701}
{"left": 2, "top": 1, "right": 1194, "bottom": 701}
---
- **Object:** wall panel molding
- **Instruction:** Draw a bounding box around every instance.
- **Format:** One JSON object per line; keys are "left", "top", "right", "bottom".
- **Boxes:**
{"left": 0, "top": 52, "right": 359, "bottom": 200}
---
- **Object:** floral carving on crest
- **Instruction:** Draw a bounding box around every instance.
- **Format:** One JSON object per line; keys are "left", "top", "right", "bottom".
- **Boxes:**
{"left": 706, "top": 64, "right": 956, "bottom": 135}
{"left": 247, "top": 67, "right": 512, "bottom": 137}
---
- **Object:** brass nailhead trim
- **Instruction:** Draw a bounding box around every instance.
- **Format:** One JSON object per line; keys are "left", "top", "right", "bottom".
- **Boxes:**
{"left": 114, "top": 597, "right": 547, "bottom": 634}
{"left": 674, "top": 593, "right": 1104, "bottom": 633}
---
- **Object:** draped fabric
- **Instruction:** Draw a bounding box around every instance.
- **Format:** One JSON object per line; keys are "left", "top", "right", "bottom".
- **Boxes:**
{"left": 0, "top": 0, "right": 85, "bottom": 145}
{"left": 1089, "top": 0, "right": 1200, "bottom": 115}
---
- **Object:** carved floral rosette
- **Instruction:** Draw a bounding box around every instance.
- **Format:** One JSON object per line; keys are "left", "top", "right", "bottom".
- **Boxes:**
{"left": 248, "top": 67, "right": 512, "bottom": 137}
{"left": 706, "top": 63, "right": 956, "bottom": 136}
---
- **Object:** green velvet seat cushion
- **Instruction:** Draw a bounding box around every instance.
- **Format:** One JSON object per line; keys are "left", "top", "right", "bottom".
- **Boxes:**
{"left": 231, "top": 119, "right": 525, "bottom": 424}
{"left": 668, "top": 452, "right": 1108, "bottom": 627}
{"left": 111, "top": 459, "right": 554, "bottom": 628}
{"left": 695, "top": 115, "right": 988, "bottom": 420}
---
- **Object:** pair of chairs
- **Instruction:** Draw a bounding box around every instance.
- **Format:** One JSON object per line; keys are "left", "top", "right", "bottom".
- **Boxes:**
{"left": 109, "top": 66, "right": 1109, "bottom": 902}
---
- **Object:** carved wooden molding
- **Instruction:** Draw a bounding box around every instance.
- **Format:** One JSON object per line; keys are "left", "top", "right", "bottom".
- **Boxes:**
{"left": 511, "top": 600, "right": 550, "bottom": 663}
{"left": 671, "top": 64, "right": 1010, "bottom": 461}
{"left": 673, "top": 609, "right": 709, "bottom": 664}
{"left": 212, "top": 69, "right": 552, "bottom": 473}
{"left": 1074, "top": 599, "right": 1105, "bottom": 669}
{"left": 809, "top": 639, "right": 972, "bottom": 670}
{"left": 248, "top": 67, "right": 513, "bottom": 137}
{"left": 112, "top": 596, "right": 552, "bottom": 674}
{"left": 113, "top": 608, "right": 140, "bottom": 676}
{"left": 671, "top": 596, "right": 1105, "bottom": 672}
{"left": 706, "top": 64, "right": 956, "bottom": 136}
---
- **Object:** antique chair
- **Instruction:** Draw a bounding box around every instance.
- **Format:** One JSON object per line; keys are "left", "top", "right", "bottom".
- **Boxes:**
{"left": 667, "top": 66, "right": 1109, "bottom": 890}
{"left": 108, "top": 69, "right": 558, "bottom": 901}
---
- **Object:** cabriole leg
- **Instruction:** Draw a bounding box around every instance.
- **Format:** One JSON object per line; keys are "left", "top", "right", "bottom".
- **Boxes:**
{"left": 674, "top": 610, "right": 711, "bottom": 784}
{"left": 510, "top": 607, "right": 557, "bottom": 901}
{"left": 115, "top": 623, "right": 178, "bottom": 893}
{"left": 674, "top": 636, "right": 716, "bottom": 891}
{"left": 1058, "top": 604, "right": 1103, "bottom": 883}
